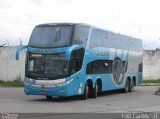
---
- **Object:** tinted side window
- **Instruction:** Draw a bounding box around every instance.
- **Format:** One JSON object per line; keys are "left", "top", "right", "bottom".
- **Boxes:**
{"left": 102, "top": 32, "right": 112, "bottom": 48}
{"left": 86, "top": 60, "right": 112, "bottom": 74}
{"left": 111, "top": 33, "right": 121, "bottom": 49}
{"left": 128, "top": 38, "right": 143, "bottom": 52}
{"left": 136, "top": 39, "right": 143, "bottom": 52}
{"left": 121, "top": 36, "right": 129, "bottom": 50}
{"left": 69, "top": 48, "right": 85, "bottom": 75}
{"left": 138, "top": 63, "right": 143, "bottom": 72}
{"left": 129, "top": 39, "right": 136, "bottom": 51}
{"left": 90, "top": 29, "right": 103, "bottom": 48}
{"left": 72, "top": 25, "right": 90, "bottom": 47}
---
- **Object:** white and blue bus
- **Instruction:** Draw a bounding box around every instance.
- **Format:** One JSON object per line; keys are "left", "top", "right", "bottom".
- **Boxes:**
{"left": 16, "top": 23, "right": 143, "bottom": 100}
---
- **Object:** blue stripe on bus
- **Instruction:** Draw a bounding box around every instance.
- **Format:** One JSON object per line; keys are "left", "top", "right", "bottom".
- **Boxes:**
{"left": 120, "top": 50, "right": 124, "bottom": 60}
{"left": 126, "top": 51, "right": 129, "bottom": 61}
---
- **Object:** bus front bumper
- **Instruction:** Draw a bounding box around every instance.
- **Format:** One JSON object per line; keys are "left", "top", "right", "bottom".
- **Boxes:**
{"left": 24, "top": 78, "right": 74, "bottom": 97}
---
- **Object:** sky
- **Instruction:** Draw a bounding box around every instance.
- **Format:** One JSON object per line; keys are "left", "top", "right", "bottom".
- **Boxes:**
{"left": 0, "top": 0, "right": 160, "bottom": 49}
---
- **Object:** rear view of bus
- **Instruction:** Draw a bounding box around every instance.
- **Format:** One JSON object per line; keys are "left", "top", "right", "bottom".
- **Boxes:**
{"left": 16, "top": 23, "right": 143, "bottom": 100}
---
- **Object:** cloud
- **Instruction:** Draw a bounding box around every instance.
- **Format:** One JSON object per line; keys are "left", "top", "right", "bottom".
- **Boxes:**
{"left": 0, "top": 0, "right": 5, "bottom": 8}
{"left": 29, "top": 0, "right": 42, "bottom": 5}
{"left": 0, "top": 0, "right": 160, "bottom": 49}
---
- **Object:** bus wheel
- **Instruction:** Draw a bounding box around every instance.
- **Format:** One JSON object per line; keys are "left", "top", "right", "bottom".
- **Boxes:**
{"left": 129, "top": 79, "right": 134, "bottom": 92}
{"left": 123, "top": 79, "right": 129, "bottom": 93}
{"left": 46, "top": 96, "right": 52, "bottom": 100}
{"left": 91, "top": 82, "right": 98, "bottom": 98}
{"left": 81, "top": 83, "right": 89, "bottom": 100}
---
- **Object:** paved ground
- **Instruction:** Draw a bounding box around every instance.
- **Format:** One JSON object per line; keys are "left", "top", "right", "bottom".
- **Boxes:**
{"left": 0, "top": 86, "right": 160, "bottom": 113}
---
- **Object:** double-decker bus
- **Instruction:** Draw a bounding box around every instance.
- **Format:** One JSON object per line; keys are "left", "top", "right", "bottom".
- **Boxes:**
{"left": 16, "top": 23, "right": 143, "bottom": 100}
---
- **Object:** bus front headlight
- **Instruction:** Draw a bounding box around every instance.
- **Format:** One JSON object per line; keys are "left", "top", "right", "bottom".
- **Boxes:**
{"left": 57, "top": 79, "right": 73, "bottom": 87}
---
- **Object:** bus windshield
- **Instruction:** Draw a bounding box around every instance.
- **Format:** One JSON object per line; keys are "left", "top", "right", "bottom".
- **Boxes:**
{"left": 28, "top": 25, "right": 73, "bottom": 48}
{"left": 26, "top": 53, "right": 69, "bottom": 79}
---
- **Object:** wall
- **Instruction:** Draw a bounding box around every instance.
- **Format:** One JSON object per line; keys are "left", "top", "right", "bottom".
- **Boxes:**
{"left": 0, "top": 46, "right": 160, "bottom": 81}
{"left": 143, "top": 50, "right": 160, "bottom": 80}
{"left": 0, "top": 46, "right": 26, "bottom": 81}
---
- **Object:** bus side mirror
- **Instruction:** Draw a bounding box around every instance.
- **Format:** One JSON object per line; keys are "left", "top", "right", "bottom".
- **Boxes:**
{"left": 16, "top": 45, "right": 28, "bottom": 60}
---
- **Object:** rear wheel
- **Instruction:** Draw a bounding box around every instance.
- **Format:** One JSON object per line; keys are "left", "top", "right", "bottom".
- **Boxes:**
{"left": 91, "top": 82, "right": 98, "bottom": 98}
{"left": 123, "top": 79, "right": 129, "bottom": 93}
{"left": 81, "top": 83, "right": 89, "bottom": 100}
{"left": 129, "top": 79, "right": 134, "bottom": 92}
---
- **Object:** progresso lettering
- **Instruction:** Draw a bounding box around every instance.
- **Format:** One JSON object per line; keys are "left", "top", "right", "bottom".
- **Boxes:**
{"left": 91, "top": 49, "right": 110, "bottom": 57}
{"left": 35, "top": 49, "right": 57, "bottom": 53}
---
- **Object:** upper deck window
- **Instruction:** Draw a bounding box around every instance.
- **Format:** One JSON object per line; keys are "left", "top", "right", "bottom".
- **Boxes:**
{"left": 29, "top": 25, "right": 73, "bottom": 48}
{"left": 72, "top": 25, "right": 90, "bottom": 47}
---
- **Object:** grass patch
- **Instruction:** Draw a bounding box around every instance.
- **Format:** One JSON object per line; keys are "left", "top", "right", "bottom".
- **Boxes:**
{"left": 143, "top": 79, "right": 160, "bottom": 84}
{"left": 142, "top": 79, "right": 160, "bottom": 86}
{"left": 0, "top": 79, "right": 23, "bottom": 87}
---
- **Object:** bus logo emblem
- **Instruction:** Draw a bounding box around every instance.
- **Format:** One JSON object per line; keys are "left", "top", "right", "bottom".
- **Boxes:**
{"left": 112, "top": 57, "right": 127, "bottom": 85}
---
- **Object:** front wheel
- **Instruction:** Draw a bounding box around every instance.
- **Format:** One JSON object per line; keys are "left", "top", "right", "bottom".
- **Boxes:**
{"left": 81, "top": 83, "right": 89, "bottom": 100}
{"left": 46, "top": 96, "right": 52, "bottom": 100}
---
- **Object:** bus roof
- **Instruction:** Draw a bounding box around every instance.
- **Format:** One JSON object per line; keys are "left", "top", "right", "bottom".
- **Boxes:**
{"left": 35, "top": 23, "right": 142, "bottom": 41}
{"left": 36, "top": 23, "right": 89, "bottom": 27}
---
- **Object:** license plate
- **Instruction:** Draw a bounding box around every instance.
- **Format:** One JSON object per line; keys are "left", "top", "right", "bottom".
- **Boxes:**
{"left": 40, "top": 90, "right": 47, "bottom": 95}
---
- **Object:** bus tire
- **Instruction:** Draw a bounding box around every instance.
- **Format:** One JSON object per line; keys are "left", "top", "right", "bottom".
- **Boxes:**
{"left": 81, "top": 83, "right": 89, "bottom": 100}
{"left": 129, "top": 79, "right": 134, "bottom": 92}
{"left": 91, "top": 82, "right": 98, "bottom": 98}
{"left": 46, "top": 96, "right": 52, "bottom": 100}
{"left": 123, "top": 79, "right": 129, "bottom": 93}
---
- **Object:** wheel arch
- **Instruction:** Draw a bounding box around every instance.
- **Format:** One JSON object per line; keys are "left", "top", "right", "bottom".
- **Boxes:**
{"left": 126, "top": 76, "right": 131, "bottom": 84}
{"left": 132, "top": 76, "right": 136, "bottom": 86}
{"left": 82, "top": 79, "right": 93, "bottom": 93}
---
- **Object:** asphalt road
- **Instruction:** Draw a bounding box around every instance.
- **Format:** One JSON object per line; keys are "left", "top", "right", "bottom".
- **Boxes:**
{"left": 0, "top": 86, "right": 160, "bottom": 114}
